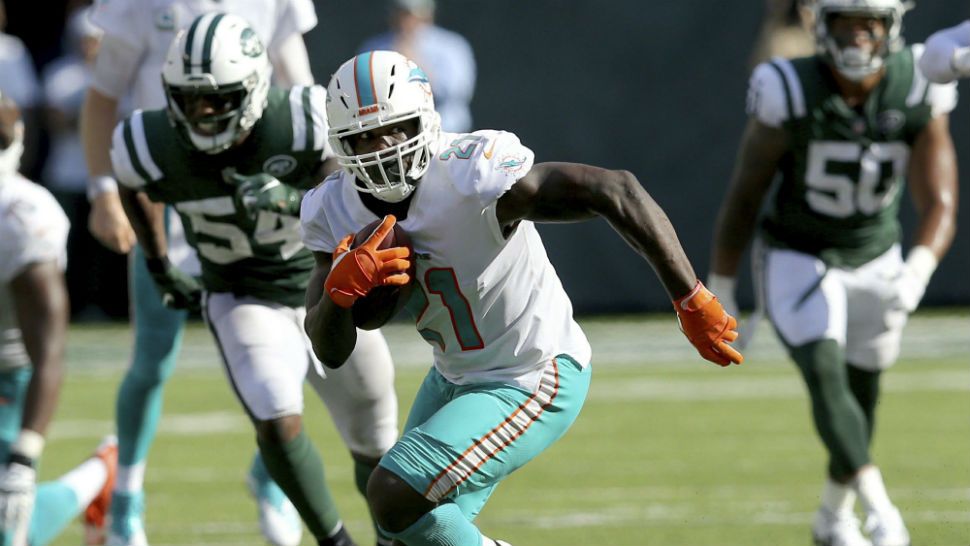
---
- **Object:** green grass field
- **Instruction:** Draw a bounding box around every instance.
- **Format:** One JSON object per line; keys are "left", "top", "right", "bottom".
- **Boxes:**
{"left": 42, "top": 311, "right": 969, "bottom": 546}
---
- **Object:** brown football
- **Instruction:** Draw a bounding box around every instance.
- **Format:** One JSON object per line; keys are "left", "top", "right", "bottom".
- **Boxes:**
{"left": 350, "top": 219, "right": 416, "bottom": 330}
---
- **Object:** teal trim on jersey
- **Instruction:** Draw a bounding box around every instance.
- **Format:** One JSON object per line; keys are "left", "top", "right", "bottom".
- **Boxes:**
{"left": 380, "top": 355, "right": 590, "bottom": 519}
{"left": 183, "top": 15, "right": 204, "bottom": 73}
{"left": 122, "top": 119, "right": 152, "bottom": 185}
{"left": 301, "top": 87, "right": 314, "bottom": 151}
{"left": 355, "top": 52, "right": 377, "bottom": 106}
{"left": 119, "top": 243, "right": 186, "bottom": 466}
{"left": 200, "top": 13, "right": 225, "bottom": 74}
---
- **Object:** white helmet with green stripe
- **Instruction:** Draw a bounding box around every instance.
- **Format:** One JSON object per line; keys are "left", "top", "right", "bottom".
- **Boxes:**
{"left": 325, "top": 50, "right": 441, "bottom": 203}
{"left": 814, "top": 0, "right": 911, "bottom": 81}
{"left": 161, "top": 12, "right": 271, "bottom": 154}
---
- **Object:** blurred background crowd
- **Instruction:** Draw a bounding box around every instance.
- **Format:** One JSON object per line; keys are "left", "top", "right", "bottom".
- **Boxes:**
{"left": 2, "top": 0, "right": 967, "bottom": 320}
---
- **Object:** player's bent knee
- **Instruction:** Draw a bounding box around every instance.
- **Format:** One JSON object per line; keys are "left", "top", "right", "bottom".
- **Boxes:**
{"left": 255, "top": 414, "right": 302, "bottom": 444}
{"left": 367, "top": 465, "right": 433, "bottom": 533}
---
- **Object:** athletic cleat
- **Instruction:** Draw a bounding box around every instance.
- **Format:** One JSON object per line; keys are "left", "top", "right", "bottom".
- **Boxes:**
{"left": 864, "top": 506, "right": 911, "bottom": 546}
{"left": 83, "top": 436, "right": 118, "bottom": 545}
{"left": 246, "top": 473, "right": 303, "bottom": 546}
{"left": 496, "top": 541, "right": 514, "bottom": 546}
{"left": 107, "top": 490, "right": 149, "bottom": 546}
{"left": 813, "top": 507, "right": 872, "bottom": 546}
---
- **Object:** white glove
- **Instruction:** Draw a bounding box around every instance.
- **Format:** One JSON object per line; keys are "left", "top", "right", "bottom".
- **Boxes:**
{"left": 885, "top": 246, "right": 938, "bottom": 313}
{"left": 0, "top": 462, "right": 37, "bottom": 546}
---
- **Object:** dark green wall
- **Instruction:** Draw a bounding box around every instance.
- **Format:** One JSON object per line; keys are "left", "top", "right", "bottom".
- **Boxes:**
{"left": 306, "top": 1, "right": 970, "bottom": 314}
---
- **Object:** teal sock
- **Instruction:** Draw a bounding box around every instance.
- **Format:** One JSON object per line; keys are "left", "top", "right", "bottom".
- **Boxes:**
{"left": 385, "top": 502, "right": 481, "bottom": 546}
{"left": 256, "top": 429, "right": 341, "bottom": 541}
{"left": 29, "top": 483, "right": 80, "bottom": 546}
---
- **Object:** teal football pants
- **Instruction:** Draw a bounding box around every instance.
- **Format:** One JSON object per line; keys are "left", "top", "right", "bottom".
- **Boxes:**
{"left": 381, "top": 355, "right": 590, "bottom": 521}
{"left": 117, "top": 244, "right": 187, "bottom": 467}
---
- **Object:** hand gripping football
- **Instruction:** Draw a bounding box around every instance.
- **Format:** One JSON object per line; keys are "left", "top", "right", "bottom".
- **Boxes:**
{"left": 350, "top": 219, "right": 416, "bottom": 330}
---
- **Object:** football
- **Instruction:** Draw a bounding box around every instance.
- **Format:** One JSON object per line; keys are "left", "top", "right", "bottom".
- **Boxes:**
{"left": 350, "top": 219, "right": 416, "bottom": 330}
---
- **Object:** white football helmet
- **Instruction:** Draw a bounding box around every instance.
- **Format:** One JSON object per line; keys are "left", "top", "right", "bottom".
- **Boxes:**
{"left": 326, "top": 50, "right": 441, "bottom": 203}
{"left": 161, "top": 12, "right": 272, "bottom": 154}
{"left": 814, "top": 0, "right": 910, "bottom": 81}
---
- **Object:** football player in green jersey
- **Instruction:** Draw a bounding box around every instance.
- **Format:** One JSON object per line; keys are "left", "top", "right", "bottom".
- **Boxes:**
{"left": 709, "top": 1, "right": 958, "bottom": 546}
{"left": 112, "top": 14, "right": 399, "bottom": 546}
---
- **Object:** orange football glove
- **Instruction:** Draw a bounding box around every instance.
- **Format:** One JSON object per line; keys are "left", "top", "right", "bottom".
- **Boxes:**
{"left": 673, "top": 280, "right": 744, "bottom": 366}
{"left": 324, "top": 215, "right": 412, "bottom": 308}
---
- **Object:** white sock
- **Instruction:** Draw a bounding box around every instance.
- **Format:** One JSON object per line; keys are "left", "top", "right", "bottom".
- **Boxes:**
{"left": 115, "top": 462, "right": 146, "bottom": 493}
{"left": 821, "top": 479, "right": 856, "bottom": 515}
{"left": 853, "top": 465, "right": 895, "bottom": 515}
{"left": 480, "top": 537, "right": 498, "bottom": 546}
{"left": 58, "top": 456, "right": 109, "bottom": 507}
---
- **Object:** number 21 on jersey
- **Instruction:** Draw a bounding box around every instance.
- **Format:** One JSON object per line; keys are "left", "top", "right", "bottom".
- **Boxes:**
{"left": 408, "top": 267, "right": 485, "bottom": 351}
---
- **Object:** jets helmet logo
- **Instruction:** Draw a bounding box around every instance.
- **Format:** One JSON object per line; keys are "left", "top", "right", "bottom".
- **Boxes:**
{"left": 240, "top": 28, "right": 264, "bottom": 58}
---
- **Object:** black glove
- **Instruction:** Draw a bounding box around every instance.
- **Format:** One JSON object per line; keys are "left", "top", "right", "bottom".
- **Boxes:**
{"left": 226, "top": 172, "right": 302, "bottom": 218}
{"left": 145, "top": 257, "right": 203, "bottom": 311}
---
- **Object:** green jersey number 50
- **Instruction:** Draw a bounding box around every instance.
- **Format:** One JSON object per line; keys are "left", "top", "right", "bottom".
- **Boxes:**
{"left": 805, "top": 141, "right": 909, "bottom": 218}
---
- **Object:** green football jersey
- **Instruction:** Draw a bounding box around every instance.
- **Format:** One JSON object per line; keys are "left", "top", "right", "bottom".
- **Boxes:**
{"left": 748, "top": 46, "right": 957, "bottom": 267}
{"left": 111, "top": 86, "right": 330, "bottom": 306}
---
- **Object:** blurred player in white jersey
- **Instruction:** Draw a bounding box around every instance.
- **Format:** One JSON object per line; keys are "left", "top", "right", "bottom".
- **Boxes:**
{"left": 919, "top": 20, "right": 970, "bottom": 83}
{"left": 0, "top": 92, "right": 117, "bottom": 546}
{"left": 77, "top": 1, "right": 387, "bottom": 545}
{"left": 301, "top": 50, "right": 744, "bottom": 546}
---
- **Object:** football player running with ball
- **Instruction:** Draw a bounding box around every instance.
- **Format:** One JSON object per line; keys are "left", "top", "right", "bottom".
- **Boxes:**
{"left": 302, "top": 50, "right": 743, "bottom": 546}
{"left": 708, "top": 1, "right": 958, "bottom": 545}
{"left": 112, "top": 14, "right": 398, "bottom": 546}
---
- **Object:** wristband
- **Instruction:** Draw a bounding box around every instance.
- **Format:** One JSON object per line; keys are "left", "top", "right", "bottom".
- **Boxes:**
{"left": 905, "top": 245, "right": 938, "bottom": 287}
{"left": 11, "top": 429, "right": 44, "bottom": 461}
{"left": 87, "top": 175, "right": 119, "bottom": 202}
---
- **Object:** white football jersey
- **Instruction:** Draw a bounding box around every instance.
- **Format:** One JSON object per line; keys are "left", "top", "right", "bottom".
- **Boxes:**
{"left": 0, "top": 175, "right": 69, "bottom": 371}
{"left": 302, "top": 130, "right": 592, "bottom": 391}
{"left": 89, "top": 0, "right": 317, "bottom": 109}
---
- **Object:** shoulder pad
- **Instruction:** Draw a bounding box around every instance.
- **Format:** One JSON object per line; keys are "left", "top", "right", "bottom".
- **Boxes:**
{"left": 287, "top": 85, "right": 330, "bottom": 155}
{"left": 0, "top": 179, "right": 69, "bottom": 282}
{"left": 747, "top": 58, "right": 806, "bottom": 126}
{"left": 110, "top": 110, "right": 164, "bottom": 190}
{"left": 437, "top": 130, "right": 535, "bottom": 208}
{"left": 907, "top": 45, "right": 959, "bottom": 116}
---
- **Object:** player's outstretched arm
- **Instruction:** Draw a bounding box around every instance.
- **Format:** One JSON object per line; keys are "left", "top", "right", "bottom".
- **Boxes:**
{"left": 496, "top": 162, "right": 742, "bottom": 366}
